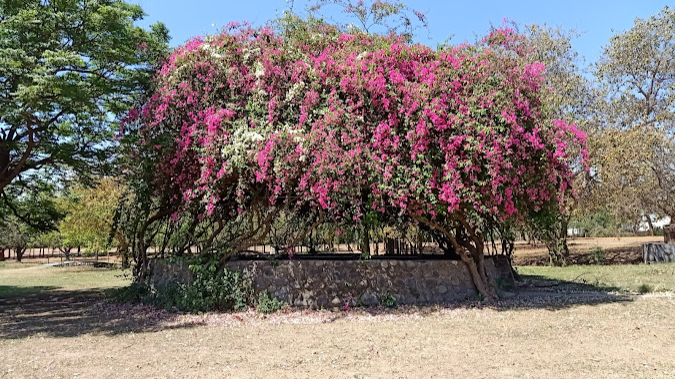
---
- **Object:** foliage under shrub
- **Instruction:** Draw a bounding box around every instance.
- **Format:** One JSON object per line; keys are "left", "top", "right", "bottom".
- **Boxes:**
{"left": 589, "top": 247, "right": 606, "bottom": 265}
{"left": 379, "top": 291, "right": 397, "bottom": 308}
{"left": 114, "top": 265, "right": 286, "bottom": 313}
{"left": 180, "top": 265, "right": 251, "bottom": 312}
{"left": 254, "top": 291, "right": 286, "bottom": 313}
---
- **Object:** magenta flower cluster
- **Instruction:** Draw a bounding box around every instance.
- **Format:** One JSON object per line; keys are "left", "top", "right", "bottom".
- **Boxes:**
{"left": 126, "top": 23, "right": 586, "bottom": 227}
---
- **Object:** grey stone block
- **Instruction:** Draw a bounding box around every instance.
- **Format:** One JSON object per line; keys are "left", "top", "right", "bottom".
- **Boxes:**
{"left": 361, "top": 291, "right": 379, "bottom": 306}
{"left": 643, "top": 243, "right": 675, "bottom": 263}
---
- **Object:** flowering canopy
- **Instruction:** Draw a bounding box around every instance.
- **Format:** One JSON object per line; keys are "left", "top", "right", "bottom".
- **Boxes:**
{"left": 127, "top": 23, "right": 585, "bottom": 226}
{"left": 122, "top": 22, "right": 586, "bottom": 297}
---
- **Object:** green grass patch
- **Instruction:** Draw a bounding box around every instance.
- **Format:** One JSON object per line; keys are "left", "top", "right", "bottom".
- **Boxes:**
{"left": 0, "top": 261, "right": 37, "bottom": 270}
{"left": 518, "top": 263, "right": 675, "bottom": 293}
{"left": 0, "top": 264, "right": 129, "bottom": 299}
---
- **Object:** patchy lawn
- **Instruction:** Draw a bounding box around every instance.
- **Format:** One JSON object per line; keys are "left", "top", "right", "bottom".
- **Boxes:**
{"left": 518, "top": 263, "right": 675, "bottom": 293}
{"left": 0, "top": 263, "right": 128, "bottom": 299}
{"left": 1, "top": 262, "right": 674, "bottom": 378}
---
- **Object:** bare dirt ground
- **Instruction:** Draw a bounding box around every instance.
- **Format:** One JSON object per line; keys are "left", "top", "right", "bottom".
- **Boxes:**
{"left": 512, "top": 236, "right": 662, "bottom": 265}
{"left": 1, "top": 264, "right": 675, "bottom": 378}
{"left": 1, "top": 292, "right": 674, "bottom": 378}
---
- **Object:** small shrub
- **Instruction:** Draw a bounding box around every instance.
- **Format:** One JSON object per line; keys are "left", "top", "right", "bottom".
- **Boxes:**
{"left": 360, "top": 250, "right": 371, "bottom": 261}
{"left": 115, "top": 264, "right": 252, "bottom": 313}
{"left": 380, "top": 292, "right": 397, "bottom": 308}
{"left": 254, "top": 291, "right": 285, "bottom": 313}
{"left": 342, "top": 294, "right": 357, "bottom": 311}
{"left": 637, "top": 283, "right": 653, "bottom": 294}
{"left": 266, "top": 255, "right": 280, "bottom": 267}
{"left": 154, "top": 282, "right": 185, "bottom": 310}
{"left": 589, "top": 247, "right": 606, "bottom": 265}
{"left": 342, "top": 298, "right": 353, "bottom": 311}
{"left": 176, "top": 265, "right": 251, "bottom": 312}
{"left": 113, "top": 281, "right": 152, "bottom": 303}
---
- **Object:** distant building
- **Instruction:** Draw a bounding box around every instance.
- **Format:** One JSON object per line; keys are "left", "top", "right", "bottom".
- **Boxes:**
{"left": 638, "top": 216, "right": 671, "bottom": 232}
{"left": 567, "top": 227, "right": 582, "bottom": 237}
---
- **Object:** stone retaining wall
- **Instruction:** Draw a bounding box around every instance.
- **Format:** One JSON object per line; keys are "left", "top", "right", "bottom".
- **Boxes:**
{"left": 643, "top": 243, "right": 675, "bottom": 263}
{"left": 149, "top": 256, "right": 514, "bottom": 308}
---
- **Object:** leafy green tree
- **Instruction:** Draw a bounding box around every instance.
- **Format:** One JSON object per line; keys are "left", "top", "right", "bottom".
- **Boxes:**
{"left": 0, "top": 175, "right": 62, "bottom": 231}
{"left": 0, "top": 0, "right": 169, "bottom": 228}
{"left": 33, "top": 229, "right": 61, "bottom": 258}
{"left": 57, "top": 178, "right": 125, "bottom": 258}
{"left": 0, "top": 215, "right": 34, "bottom": 262}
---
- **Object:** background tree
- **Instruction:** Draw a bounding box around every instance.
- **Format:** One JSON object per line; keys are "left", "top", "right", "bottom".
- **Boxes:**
{"left": 525, "top": 24, "right": 592, "bottom": 124}
{"left": 57, "top": 178, "right": 125, "bottom": 259}
{"left": 0, "top": 176, "right": 62, "bottom": 231}
{"left": 301, "top": 0, "right": 428, "bottom": 42}
{"left": 0, "top": 0, "right": 169, "bottom": 229}
{"left": 0, "top": 215, "right": 34, "bottom": 262}
{"left": 504, "top": 24, "right": 594, "bottom": 262}
{"left": 592, "top": 6, "right": 675, "bottom": 226}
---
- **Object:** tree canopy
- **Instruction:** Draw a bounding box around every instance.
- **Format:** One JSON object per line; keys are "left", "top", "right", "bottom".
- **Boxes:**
{"left": 591, "top": 6, "right": 675, "bottom": 224}
{"left": 0, "top": 0, "right": 169, "bottom": 228}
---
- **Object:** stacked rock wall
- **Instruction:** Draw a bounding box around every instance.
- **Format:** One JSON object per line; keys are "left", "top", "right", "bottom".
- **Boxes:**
{"left": 643, "top": 243, "right": 675, "bottom": 263}
{"left": 150, "top": 256, "right": 514, "bottom": 308}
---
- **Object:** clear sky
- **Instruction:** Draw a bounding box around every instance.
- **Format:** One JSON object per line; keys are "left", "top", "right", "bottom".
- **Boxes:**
{"left": 130, "top": 0, "right": 670, "bottom": 65}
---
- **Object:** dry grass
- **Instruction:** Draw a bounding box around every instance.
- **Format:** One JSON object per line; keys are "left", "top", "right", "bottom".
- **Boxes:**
{"left": 4, "top": 235, "right": 662, "bottom": 268}
{"left": 1, "top": 296, "right": 674, "bottom": 378}
{"left": 512, "top": 236, "right": 662, "bottom": 265}
{"left": 515, "top": 236, "right": 662, "bottom": 256}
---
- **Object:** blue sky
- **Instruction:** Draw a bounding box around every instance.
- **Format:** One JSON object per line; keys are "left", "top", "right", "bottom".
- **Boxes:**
{"left": 131, "top": 0, "right": 670, "bottom": 65}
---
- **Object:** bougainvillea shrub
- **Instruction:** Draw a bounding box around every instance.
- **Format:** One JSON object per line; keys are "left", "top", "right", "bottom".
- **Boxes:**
{"left": 122, "top": 22, "right": 586, "bottom": 299}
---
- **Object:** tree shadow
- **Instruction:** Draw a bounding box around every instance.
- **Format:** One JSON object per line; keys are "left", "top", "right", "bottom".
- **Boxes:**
{"left": 326, "top": 276, "right": 635, "bottom": 321}
{"left": 485, "top": 274, "right": 634, "bottom": 311}
{"left": 0, "top": 287, "right": 204, "bottom": 340}
{"left": 0, "top": 275, "right": 637, "bottom": 338}
{"left": 517, "top": 273, "right": 622, "bottom": 292}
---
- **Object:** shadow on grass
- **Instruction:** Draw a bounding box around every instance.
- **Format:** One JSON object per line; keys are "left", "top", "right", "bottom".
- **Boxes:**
{"left": 0, "top": 275, "right": 637, "bottom": 337}
{"left": 484, "top": 274, "right": 635, "bottom": 311}
{"left": 518, "top": 273, "right": 623, "bottom": 292}
{"left": 325, "top": 276, "right": 635, "bottom": 323}
{"left": 306, "top": 282, "right": 636, "bottom": 326}
{"left": 0, "top": 286, "right": 204, "bottom": 340}
{"left": 0, "top": 285, "right": 62, "bottom": 299}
